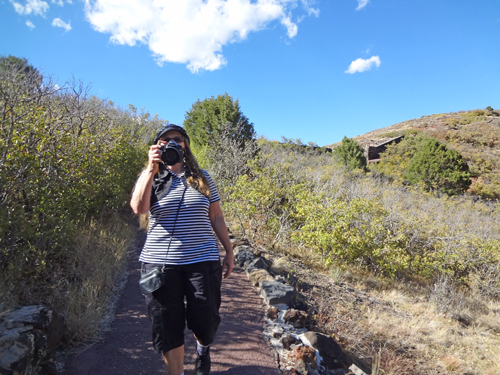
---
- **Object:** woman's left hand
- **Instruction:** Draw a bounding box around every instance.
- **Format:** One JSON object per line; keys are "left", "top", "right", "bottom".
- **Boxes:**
{"left": 222, "top": 253, "right": 235, "bottom": 279}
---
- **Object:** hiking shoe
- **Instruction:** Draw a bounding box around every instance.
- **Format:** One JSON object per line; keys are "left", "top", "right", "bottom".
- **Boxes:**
{"left": 195, "top": 347, "right": 211, "bottom": 375}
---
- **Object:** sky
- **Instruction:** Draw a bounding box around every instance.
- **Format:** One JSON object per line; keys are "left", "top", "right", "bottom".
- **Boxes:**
{"left": 1, "top": 0, "right": 499, "bottom": 146}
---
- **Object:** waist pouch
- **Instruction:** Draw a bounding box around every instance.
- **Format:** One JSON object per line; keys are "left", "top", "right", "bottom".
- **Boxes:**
{"left": 139, "top": 266, "right": 164, "bottom": 295}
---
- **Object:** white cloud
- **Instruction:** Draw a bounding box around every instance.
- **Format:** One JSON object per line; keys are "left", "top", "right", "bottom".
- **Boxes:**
{"left": 11, "top": 0, "right": 49, "bottom": 15}
{"left": 52, "top": 17, "right": 72, "bottom": 31}
{"left": 345, "top": 56, "right": 381, "bottom": 74}
{"left": 356, "top": 0, "right": 369, "bottom": 11}
{"left": 52, "top": 0, "right": 64, "bottom": 6}
{"left": 84, "top": 0, "right": 317, "bottom": 73}
{"left": 26, "top": 20, "right": 35, "bottom": 29}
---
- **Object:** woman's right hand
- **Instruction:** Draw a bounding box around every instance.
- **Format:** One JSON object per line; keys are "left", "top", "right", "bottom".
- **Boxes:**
{"left": 148, "top": 144, "right": 162, "bottom": 166}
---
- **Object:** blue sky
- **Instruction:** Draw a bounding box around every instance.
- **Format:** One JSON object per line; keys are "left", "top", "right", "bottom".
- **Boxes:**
{"left": 1, "top": 0, "right": 499, "bottom": 146}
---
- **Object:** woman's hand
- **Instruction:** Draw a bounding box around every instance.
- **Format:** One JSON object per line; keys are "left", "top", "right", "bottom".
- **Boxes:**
{"left": 148, "top": 144, "right": 163, "bottom": 167}
{"left": 222, "top": 252, "right": 235, "bottom": 279}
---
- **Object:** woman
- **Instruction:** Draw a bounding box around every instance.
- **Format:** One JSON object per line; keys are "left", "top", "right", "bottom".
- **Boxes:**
{"left": 130, "top": 124, "right": 234, "bottom": 375}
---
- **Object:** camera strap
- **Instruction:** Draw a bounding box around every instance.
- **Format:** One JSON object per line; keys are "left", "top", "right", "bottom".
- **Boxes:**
{"left": 161, "top": 181, "right": 188, "bottom": 271}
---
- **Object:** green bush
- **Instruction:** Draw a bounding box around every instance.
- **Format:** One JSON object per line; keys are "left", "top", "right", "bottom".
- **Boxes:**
{"left": 0, "top": 57, "right": 149, "bottom": 304}
{"left": 404, "top": 138, "right": 471, "bottom": 195}
{"left": 333, "top": 136, "right": 367, "bottom": 171}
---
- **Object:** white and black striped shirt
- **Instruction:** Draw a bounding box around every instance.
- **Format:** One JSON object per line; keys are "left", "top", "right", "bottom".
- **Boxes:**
{"left": 138, "top": 169, "right": 221, "bottom": 265}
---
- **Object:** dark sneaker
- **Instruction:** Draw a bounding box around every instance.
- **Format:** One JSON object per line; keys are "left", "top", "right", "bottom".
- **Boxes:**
{"left": 195, "top": 347, "right": 211, "bottom": 375}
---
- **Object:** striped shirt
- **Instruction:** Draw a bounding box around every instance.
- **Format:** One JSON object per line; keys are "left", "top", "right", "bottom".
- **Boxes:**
{"left": 138, "top": 169, "right": 221, "bottom": 265}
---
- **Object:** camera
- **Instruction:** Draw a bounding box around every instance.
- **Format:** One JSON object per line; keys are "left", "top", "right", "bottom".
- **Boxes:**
{"left": 159, "top": 141, "right": 184, "bottom": 165}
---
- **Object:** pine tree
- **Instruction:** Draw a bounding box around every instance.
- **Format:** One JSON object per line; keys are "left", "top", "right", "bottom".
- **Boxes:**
{"left": 404, "top": 138, "right": 471, "bottom": 195}
{"left": 333, "top": 136, "right": 367, "bottom": 171}
{"left": 183, "top": 93, "right": 255, "bottom": 149}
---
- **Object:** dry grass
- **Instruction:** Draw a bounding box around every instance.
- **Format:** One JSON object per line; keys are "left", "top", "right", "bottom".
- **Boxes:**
{"left": 0, "top": 214, "right": 136, "bottom": 343}
{"left": 59, "top": 216, "right": 135, "bottom": 342}
{"left": 253, "top": 242, "right": 500, "bottom": 375}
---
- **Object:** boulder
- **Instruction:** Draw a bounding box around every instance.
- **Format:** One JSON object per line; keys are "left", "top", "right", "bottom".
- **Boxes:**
{"left": 0, "top": 305, "right": 66, "bottom": 375}
{"left": 270, "top": 257, "right": 290, "bottom": 275}
{"left": 266, "top": 306, "right": 280, "bottom": 321}
{"left": 248, "top": 269, "right": 274, "bottom": 287}
{"left": 283, "top": 309, "right": 309, "bottom": 329}
{"left": 282, "top": 334, "right": 301, "bottom": 350}
{"left": 293, "top": 358, "right": 319, "bottom": 375}
{"left": 302, "top": 331, "right": 345, "bottom": 369}
{"left": 259, "top": 281, "right": 297, "bottom": 307}
{"left": 292, "top": 345, "right": 317, "bottom": 369}
{"left": 244, "top": 257, "right": 269, "bottom": 272}
{"left": 234, "top": 246, "right": 255, "bottom": 267}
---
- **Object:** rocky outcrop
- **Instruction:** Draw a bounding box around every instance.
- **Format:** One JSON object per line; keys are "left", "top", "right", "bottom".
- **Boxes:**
{"left": 0, "top": 305, "right": 66, "bottom": 375}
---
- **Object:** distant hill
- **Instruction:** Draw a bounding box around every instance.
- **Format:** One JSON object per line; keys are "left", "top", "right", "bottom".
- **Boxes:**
{"left": 327, "top": 108, "right": 500, "bottom": 199}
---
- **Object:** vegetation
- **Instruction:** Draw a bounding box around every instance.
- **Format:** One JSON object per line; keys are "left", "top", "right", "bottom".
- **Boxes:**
{"left": 2, "top": 55, "right": 499, "bottom": 372}
{"left": 333, "top": 136, "right": 367, "bottom": 171}
{"left": 183, "top": 93, "right": 255, "bottom": 149}
{"left": 404, "top": 138, "right": 471, "bottom": 195}
{"left": 0, "top": 56, "right": 158, "bottom": 340}
{"left": 360, "top": 109, "right": 500, "bottom": 200}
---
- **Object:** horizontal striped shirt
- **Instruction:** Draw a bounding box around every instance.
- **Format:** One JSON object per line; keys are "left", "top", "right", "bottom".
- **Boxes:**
{"left": 138, "top": 169, "right": 220, "bottom": 265}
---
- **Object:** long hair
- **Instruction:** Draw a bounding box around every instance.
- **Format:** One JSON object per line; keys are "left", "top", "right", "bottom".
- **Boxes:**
{"left": 138, "top": 137, "right": 210, "bottom": 230}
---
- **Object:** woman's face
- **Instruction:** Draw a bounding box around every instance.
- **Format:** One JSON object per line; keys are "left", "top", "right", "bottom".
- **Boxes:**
{"left": 159, "top": 130, "right": 185, "bottom": 147}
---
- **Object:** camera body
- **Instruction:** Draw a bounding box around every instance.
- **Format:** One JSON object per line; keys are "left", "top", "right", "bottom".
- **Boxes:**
{"left": 159, "top": 141, "right": 184, "bottom": 165}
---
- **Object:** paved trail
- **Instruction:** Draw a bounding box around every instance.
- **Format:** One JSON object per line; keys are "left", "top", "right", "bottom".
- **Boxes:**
{"left": 64, "top": 234, "right": 281, "bottom": 375}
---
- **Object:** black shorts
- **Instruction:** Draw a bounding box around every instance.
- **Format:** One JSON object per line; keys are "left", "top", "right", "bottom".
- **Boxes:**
{"left": 142, "top": 261, "right": 222, "bottom": 354}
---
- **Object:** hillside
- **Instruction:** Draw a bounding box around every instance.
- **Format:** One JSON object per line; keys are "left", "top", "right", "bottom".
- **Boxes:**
{"left": 327, "top": 108, "right": 500, "bottom": 199}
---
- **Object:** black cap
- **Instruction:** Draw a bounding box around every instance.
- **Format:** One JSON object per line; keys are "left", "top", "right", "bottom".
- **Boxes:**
{"left": 153, "top": 124, "right": 190, "bottom": 144}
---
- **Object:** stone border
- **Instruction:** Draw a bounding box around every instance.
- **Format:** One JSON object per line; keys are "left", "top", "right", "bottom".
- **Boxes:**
{"left": 233, "top": 241, "right": 367, "bottom": 375}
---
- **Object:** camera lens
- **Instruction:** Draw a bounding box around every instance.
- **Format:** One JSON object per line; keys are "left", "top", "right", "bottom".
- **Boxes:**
{"left": 161, "top": 148, "right": 180, "bottom": 165}
{"left": 160, "top": 141, "right": 183, "bottom": 165}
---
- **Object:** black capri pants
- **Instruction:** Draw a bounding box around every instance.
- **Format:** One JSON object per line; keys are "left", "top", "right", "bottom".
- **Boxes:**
{"left": 142, "top": 261, "right": 222, "bottom": 354}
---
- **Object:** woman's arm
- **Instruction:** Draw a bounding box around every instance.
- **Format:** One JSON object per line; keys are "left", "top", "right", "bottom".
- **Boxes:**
{"left": 130, "top": 145, "right": 161, "bottom": 215}
{"left": 209, "top": 201, "right": 234, "bottom": 278}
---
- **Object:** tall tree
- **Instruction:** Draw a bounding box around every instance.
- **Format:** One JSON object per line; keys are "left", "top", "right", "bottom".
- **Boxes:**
{"left": 183, "top": 93, "right": 255, "bottom": 148}
{"left": 333, "top": 136, "right": 367, "bottom": 171}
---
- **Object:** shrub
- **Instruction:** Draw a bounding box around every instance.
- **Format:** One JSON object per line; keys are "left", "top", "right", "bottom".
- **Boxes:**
{"left": 333, "top": 136, "right": 367, "bottom": 171}
{"left": 404, "top": 138, "right": 471, "bottom": 195}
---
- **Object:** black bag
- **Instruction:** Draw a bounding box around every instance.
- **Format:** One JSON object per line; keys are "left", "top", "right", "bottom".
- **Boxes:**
{"left": 139, "top": 266, "right": 164, "bottom": 295}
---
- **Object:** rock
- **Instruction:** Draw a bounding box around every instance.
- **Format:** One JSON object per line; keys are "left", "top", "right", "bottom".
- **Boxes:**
{"left": 3, "top": 305, "right": 51, "bottom": 330}
{"left": 234, "top": 247, "right": 255, "bottom": 267}
{"left": 293, "top": 358, "right": 319, "bottom": 375}
{"left": 259, "top": 281, "right": 297, "bottom": 307}
{"left": 233, "top": 244, "right": 253, "bottom": 255}
{"left": 349, "top": 364, "right": 368, "bottom": 375}
{"left": 267, "top": 306, "right": 280, "bottom": 321}
{"left": 283, "top": 309, "right": 309, "bottom": 329}
{"left": 452, "top": 311, "right": 476, "bottom": 327}
{"left": 0, "top": 305, "right": 65, "bottom": 375}
{"left": 282, "top": 334, "right": 301, "bottom": 350}
{"left": 41, "top": 350, "right": 65, "bottom": 375}
{"left": 244, "top": 257, "right": 269, "bottom": 271}
{"left": 293, "top": 345, "right": 317, "bottom": 369}
{"left": 302, "top": 331, "right": 345, "bottom": 369}
{"left": 270, "top": 257, "right": 291, "bottom": 275}
{"left": 248, "top": 269, "right": 274, "bottom": 287}
{"left": 271, "top": 326, "right": 284, "bottom": 338}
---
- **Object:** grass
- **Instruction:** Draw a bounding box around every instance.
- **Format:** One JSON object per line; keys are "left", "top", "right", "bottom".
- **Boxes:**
{"left": 0, "top": 213, "right": 136, "bottom": 343}
{"left": 267, "top": 244, "right": 500, "bottom": 375}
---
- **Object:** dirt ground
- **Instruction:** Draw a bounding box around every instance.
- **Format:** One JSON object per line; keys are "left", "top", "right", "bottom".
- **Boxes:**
{"left": 64, "top": 233, "right": 281, "bottom": 375}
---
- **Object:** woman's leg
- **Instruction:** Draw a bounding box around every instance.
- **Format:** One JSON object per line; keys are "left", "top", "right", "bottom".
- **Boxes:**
{"left": 162, "top": 345, "right": 185, "bottom": 375}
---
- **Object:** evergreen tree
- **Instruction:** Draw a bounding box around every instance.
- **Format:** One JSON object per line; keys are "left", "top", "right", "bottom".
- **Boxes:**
{"left": 183, "top": 93, "right": 255, "bottom": 148}
{"left": 404, "top": 138, "right": 471, "bottom": 195}
{"left": 333, "top": 136, "right": 367, "bottom": 171}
